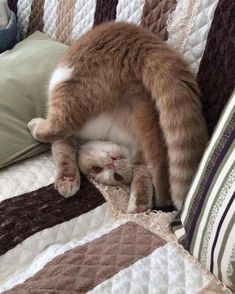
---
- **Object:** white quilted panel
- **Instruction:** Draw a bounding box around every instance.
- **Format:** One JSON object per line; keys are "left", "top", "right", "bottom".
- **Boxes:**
{"left": 167, "top": 0, "right": 219, "bottom": 73}
{"left": 71, "top": 0, "right": 96, "bottom": 40}
{"left": 89, "top": 243, "right": 211, "bottom": 294}
{"left": 0, "top": 153, "right": 55, "bottom": 202}
{"left": 0, "top": 203, "right": 124, "bottom": 292}
{"left": 181, "top": 0, "right": 219, "bottom": 73}
{"left": 43, "top": 0, "right": 57, "bottom": 39}
{"left": 116, "top": 0, "right": 145, "bottom": 24}
{"left": 17, "top": 0, "right": 33, "bottom": 40}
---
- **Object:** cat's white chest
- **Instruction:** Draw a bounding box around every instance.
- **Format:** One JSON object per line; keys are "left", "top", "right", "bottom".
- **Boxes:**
{"left": 79, "top": 114, "right": 136, "bottom": 150}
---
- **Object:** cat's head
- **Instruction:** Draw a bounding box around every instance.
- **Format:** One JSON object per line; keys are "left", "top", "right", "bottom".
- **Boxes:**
{"left": 78, "top": 141, "right": 133, "bottom": 186}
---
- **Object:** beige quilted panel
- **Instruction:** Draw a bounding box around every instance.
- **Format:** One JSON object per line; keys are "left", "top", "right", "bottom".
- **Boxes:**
{"left": 6, "top": 222, "right": 166, "bottom": 293}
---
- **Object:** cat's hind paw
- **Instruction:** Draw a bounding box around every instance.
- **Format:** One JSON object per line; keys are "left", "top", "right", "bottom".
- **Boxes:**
{"left": 55, "top": 173, "right": 80, "bottom": 198}
{"left": 27, "top": 118, "right": 45, "bottom": 140}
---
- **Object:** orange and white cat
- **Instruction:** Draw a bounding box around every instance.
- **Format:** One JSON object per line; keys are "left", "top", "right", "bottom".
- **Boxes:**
{"left": 28, "top": 21, "right": 208, "bottom": 212}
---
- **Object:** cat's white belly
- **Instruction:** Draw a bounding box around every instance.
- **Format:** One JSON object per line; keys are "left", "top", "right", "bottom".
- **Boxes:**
{"left": 79, "top": 114, "right": 137, "bottom": 150}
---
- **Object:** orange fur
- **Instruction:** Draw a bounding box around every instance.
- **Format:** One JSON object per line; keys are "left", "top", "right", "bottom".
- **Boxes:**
{"left": 28, "top": 21, "right": 208, "bottom": 210}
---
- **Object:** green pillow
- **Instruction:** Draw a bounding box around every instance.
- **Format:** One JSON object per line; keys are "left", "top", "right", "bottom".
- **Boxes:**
{"left": 0, "top": 32, "right": 68, "bottom": 168}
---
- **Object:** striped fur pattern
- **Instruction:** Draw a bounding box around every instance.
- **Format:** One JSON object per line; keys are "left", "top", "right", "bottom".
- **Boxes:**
{"left": 28, "top": 22, "right": 208, "bottom": 211}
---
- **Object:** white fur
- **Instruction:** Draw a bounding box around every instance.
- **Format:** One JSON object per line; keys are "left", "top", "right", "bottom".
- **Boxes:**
{"left": 127, "top": 192, "right": 137, "bottom": 213}
{"left": 27, "top": 118, "right": 44, "bottom": 139}
{"left": 102, "top": 169, "right": 113, "bottom": 182}
{"left": 173, "top": 195, "right": 184, "bottom": 211}
{"left": 81, "top": 141, "right": 131, "bottom": 161}
{"left": 79, "top": 115, "right": 113, "bottom": 141}
{"left": 82, "top": 140, "right": 118, "bottom": 153}
{"left": 56, "top": 175, "right": 81, "bottom": 198}
{"left": 79, "top": 114, "right": 137, "bottom": 154}
{"left": 49, "top": 67, "right": 74, "bottom": 92}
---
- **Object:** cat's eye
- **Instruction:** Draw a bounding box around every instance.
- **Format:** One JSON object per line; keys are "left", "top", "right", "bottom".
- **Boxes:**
{"left": 92, "top": 166, "right": 103, "bottom": 173}
{"left": 114, "top": 172, "right": 123, "bottom": 181}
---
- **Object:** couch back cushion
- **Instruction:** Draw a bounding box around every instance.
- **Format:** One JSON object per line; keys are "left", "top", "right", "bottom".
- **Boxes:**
{"left": 171, "top": 91, "right": 235, "bottom": 289}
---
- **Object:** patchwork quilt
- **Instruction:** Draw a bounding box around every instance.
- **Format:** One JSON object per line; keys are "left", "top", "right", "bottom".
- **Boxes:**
{"left": 2, "top": 0, "right": 234, "bottom": 292}
{"left": 0, "top": 152, "right": 227, "bottom": 293}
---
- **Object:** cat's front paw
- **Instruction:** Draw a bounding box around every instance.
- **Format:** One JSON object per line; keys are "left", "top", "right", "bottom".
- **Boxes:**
{"left": 55, "top": 173, "right": 80, "bottom": 198}
{"left": 28, "top": 118, "right": 44, "bottom": 140}
{"left": 127, "top": 192, "right": 153, "bottom": 214}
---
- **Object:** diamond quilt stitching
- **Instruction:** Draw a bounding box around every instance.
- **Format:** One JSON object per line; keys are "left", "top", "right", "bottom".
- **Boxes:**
{"left": 116, "top": 0, "right": 145, "bottom": 24}
{"left": 17, "top": 0, "right": 33, "bottom": 40}
{"left": 89, "top": 243, "right": 211, "bottom": 294}
{"left": 141, "top": 0, "right": 177, "bottom": 40}
{"left": 26, "top": 0, "right": 44, "bottom": 35}
{"left": 181, "top": 0, "right": 220, "bottom": 73}
{"left": 72, "top": 0, "right": 96, "bottom": 40}
{"left": 5, "top": 223, "right": 166, "bottom": 293}
{"left": 43, "top": 0, "right": 57, "bottom": 38}
{"left": 0, "top": 153, "right": 55, "bottom": 202}
{"left": 0, "top": 204, "right": 119, "bottom": 290}
{"left": 196, "top": 0, "right": 235, "bottom": 134}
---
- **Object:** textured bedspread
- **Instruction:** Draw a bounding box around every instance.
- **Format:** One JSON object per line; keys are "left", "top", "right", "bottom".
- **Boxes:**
{"left": 0, "top": 152, "right": 229, "bottom": 293}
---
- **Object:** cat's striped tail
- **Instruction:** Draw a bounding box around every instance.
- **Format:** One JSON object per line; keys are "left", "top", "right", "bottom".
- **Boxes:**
{"left": 141, "top": 52, "right": 208, "bottom": 210}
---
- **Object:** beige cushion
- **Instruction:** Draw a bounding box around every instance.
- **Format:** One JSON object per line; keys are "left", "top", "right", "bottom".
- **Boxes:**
{"left": 0, "top": 31, "right": 68, "bottom": 168}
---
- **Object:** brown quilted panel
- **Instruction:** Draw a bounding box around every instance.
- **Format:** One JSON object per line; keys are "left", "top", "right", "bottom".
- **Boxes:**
{"left": 7, "top": 0, "right": 18, "bottom": 15}
{"left": 5, "top": 222, "right": 166, "bottom": 293}
{"left": 141, "top": 0, "right": 177, "bottom": 40}
{"left": 94, "top": 0, "right": 118, "bottom": 26}
{"left": 197, "top": 0, "right": 235, "bottom": 135}
{"left": 0, "top": 176, "right": 105, "bottom": 256}
{"left": 27, "top": 0, "right": 45, "bottom": 36}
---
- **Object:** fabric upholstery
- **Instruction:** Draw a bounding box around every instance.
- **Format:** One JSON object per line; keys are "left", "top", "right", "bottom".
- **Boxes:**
{"left": 171, "top": 92, "right": 235, "bottom": 289}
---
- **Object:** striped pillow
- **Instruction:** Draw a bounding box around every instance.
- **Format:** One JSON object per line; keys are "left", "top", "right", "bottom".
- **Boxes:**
{"left": 171, "top": 91, "right": 235, "bottom": 289}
